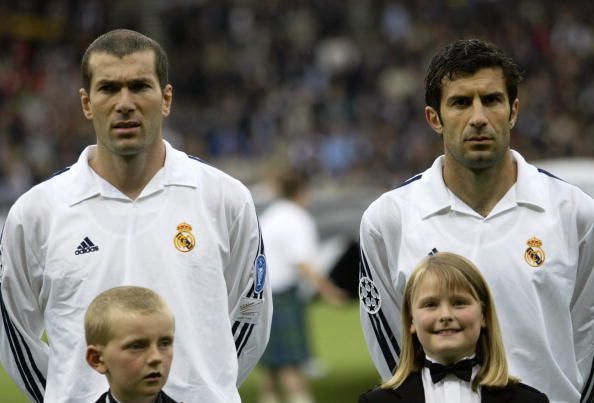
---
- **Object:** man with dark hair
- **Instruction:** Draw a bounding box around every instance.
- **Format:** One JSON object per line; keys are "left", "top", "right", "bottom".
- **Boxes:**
{"left": 424, "top": 38, "right": 522, "bottom": 116}
{"left": 0, "top": 29, "right": 272, "bottom": 403}
{"left": 359, "top": 38, "right": 594, "bottom": 403}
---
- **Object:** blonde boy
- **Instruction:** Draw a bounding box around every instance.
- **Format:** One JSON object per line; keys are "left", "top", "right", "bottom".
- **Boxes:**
{"left": 85, "top": 286, "right": 179, "bottom": 403}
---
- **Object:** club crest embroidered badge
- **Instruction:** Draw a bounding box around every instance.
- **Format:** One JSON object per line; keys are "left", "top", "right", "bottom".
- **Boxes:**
{"left": 174, "top": 222, "right": 196, "bottom": 252}
{"left": 524, "top": 236, "right": 545, "bottom": 267}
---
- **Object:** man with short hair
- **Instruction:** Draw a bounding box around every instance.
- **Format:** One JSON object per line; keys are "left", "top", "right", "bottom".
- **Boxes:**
{"left": 358, "top": 39, "right": 594, "bottom": 403}
{"left": 0, "top": 29, "right": 272, "bottom": 403}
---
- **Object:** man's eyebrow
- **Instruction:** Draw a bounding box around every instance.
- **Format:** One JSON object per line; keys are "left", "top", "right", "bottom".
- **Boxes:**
{"left": 445, "top": 94, "right": 471, "bottom": 103}
{"left": 446, "top": 91, "right": 505, "bottom": 101}
{"left": 128, "top": 77, "right": 153, "bottom": 84}
{"left": 94, "top": 79, "right": 118, "bottom": 87}
{"left": 481, "top": 91, "right": 505, "bottom": 98}
{"left": 94, "top": 77, "right": 154, "bottom": 87}
{"left": 447, "top": 94, "right": 471, "bottom": 100}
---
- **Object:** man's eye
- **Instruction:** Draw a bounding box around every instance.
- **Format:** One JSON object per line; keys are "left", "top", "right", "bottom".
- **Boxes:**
{"left": 128, "top": 342, "right": 145, "bottom": 350}
{"left": 452, "top": 98, "right": 470, "bottom": 107}
{"left": 99, "top": 85, "right": 117, "bottom": 93}
{"left": 130, "top": 83, "right": 149, "bottom": 91}
{"left": 483, "top": 95, "right": 501, "bottom": 105}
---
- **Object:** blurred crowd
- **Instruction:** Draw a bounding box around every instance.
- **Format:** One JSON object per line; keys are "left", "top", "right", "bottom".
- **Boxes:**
{"left": 2, "top": 0, "right": 594, "bottom": 212}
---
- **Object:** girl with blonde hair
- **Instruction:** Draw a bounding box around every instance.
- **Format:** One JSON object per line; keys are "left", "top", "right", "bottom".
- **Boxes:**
{"left": 359, "top": 252, "right": 548, "bottom": 403}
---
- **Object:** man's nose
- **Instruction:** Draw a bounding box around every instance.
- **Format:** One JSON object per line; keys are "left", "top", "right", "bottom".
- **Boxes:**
{"left": 469, "top": 99, "right": 487, "bottom": 130}
{"left": 115, "top": 88, "right": 135, "bottom": 114}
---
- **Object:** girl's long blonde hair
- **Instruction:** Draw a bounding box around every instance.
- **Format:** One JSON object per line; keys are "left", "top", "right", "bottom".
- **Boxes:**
{"left": 382, "top": 252, "right": 517, "bottom": 391}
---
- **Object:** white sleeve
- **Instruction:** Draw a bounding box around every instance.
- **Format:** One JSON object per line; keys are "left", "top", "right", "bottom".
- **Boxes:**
{"left": 0, "top": 204, "right": 48, "bottom": 403}
{"left": 358, "top": 204, "right": 403, "bottom": 381}
{"left": 572, "top": 201, "right": 594, "bottom": 402}
{"left": 225, "top": 187, "right": 272, "bottom": 386}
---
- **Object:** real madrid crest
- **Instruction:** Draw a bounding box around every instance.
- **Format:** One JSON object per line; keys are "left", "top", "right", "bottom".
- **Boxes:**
{"left": 524, "top": 236, "right": 545, "bottom": 267}
{"left": 174, "top": 222, "right": 196, "bottom": 252}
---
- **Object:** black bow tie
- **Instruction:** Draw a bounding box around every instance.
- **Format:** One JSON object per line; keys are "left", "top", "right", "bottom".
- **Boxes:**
{"left": 423, "top": 357, "right": 478, "bottom": 384}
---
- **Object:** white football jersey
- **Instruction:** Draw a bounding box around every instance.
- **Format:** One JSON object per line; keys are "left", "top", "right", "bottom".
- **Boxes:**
{"left": 0, "top": 141, "right": 272, "bottom": 403}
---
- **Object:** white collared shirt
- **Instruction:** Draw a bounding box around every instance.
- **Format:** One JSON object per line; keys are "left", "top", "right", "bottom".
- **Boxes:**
{"left": 422, "top": 355, "right": 481, "bottom": 403}
{"left": 359, "top": 150, "right": 594, "bottom": 403}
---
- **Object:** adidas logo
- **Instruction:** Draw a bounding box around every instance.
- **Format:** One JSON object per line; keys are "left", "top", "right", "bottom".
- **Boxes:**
{"left": 74, "top": 237, "right": 99, "bottom": 255}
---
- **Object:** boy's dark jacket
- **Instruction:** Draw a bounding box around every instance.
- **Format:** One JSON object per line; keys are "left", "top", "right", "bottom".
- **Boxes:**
{"left": 358, "top": 371, "right": 549, "bottom": 403}
{"left": 93, "top": 390, "right": 180, "bottom": 403}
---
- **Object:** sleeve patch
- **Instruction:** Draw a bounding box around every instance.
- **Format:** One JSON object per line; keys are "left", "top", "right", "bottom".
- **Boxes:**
{"left": 254, "top": 254, "right": 266, "bottom": 294}
{"left": 359, "top": 276, "right": 382, "bottom": 314}
{"left": 238, "top": 297, "right": 264, "bottom": 324}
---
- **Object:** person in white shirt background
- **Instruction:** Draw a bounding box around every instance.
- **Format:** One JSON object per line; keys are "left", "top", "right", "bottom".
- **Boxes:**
{"left": 0, "top": 29, "right": 271, "bottom": 403}
{"left": 359, "top": 252, "right": 548, "bottom": 403}
{"left": 359, "top": 38, "right": 594, "bottom": 403}
{"left": 258, "top": 167, "right": 347, "bottom": 403}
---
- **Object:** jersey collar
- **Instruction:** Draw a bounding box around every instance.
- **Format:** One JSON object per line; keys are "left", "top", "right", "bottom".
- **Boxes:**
{"left": 161, "top": 139, "right": 200, "bottom": 189}
{"left": 416, "top": 149, "right": 546, "bottom": 219}
{"left": 512, "top": 149, "right": 547, "bottom": 211}
{"left": 67, "top": 140, "right": 198, "bottom": 206}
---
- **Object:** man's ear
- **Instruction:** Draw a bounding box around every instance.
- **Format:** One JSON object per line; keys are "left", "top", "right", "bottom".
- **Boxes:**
{"left": 425, "top": 106, "right": 443, "bottom": 136}
{"left": 86, "top": 345, "right": 107, "bottom": 374}
{"left": 161, "top": 84, "right": 173, "bottom": 117}
{"left": 80, "top": 88, "right": 93, "bottom": 120}
{"left": 508, "top": 98, "right": 519, "bottom": 129}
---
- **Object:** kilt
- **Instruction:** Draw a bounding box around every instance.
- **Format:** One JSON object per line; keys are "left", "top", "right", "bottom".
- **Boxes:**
{"left": 260, "top": 287, "right": 310, "bottom": 369}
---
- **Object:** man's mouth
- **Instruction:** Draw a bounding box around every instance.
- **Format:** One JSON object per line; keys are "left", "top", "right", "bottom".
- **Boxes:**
{"left": 465, "top": 135, "right": 491, "bottom": 142}
{"left": 112, "top": 120, "right": 140, "bottom": 129}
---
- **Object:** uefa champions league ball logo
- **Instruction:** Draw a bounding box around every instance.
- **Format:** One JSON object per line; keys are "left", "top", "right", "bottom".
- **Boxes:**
{"left": 359, "top": 276, "right": 381, "bottom": 314}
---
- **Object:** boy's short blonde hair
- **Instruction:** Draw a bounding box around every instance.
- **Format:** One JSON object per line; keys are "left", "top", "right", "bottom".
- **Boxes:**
{"left": 84, "top": 286, "right": 174, "bottom": 345}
